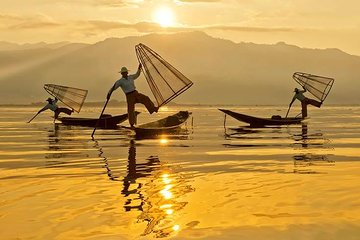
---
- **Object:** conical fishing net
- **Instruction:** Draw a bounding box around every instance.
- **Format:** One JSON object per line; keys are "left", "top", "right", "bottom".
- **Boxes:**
{"left": 44, "top": 84, "right": 88, "bottom": 113}
{"left": 135, "top": 43, "right": 193, "bottom": 107}
{"left": 293, "top": 72, "right": 334, "bottom": 102}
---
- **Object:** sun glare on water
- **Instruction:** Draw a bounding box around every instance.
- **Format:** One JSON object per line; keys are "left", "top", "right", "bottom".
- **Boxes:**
{"left": 153, "top": 6, "right": 175, "bottom": 27}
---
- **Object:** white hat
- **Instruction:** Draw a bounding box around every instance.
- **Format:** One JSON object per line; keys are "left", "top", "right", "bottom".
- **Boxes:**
{"left": 119, "top": 67, "right": 129, "bottom": 73}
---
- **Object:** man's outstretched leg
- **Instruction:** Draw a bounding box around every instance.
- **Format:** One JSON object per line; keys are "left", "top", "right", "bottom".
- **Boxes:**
{"left": 58, "top": 108, "right": 73, "bottom": 116}
{"left": 307, "top": 98, "right": 322, "bottom": 108}
{"left": 136, "top": 92, "right": 158, "bottom": 114}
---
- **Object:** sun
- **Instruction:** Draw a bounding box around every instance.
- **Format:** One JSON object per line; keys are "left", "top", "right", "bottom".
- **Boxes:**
{"left": 153, "top": 6, "right": 175, "bottom": 27}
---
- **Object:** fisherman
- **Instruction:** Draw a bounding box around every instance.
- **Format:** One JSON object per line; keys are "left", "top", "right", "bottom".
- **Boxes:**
{"left": 37, "top": 97, "right": 73, "bottom": 122}
{"left": 107, "top": 64, "right": 158, "bottom": 128}
{"left": 289, "top": 87, "right": 322, "bottom": 118}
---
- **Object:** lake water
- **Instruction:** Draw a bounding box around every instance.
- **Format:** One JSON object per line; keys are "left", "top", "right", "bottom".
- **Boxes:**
{"left": 1, "top": 105, "right": 360, "bottom": 239}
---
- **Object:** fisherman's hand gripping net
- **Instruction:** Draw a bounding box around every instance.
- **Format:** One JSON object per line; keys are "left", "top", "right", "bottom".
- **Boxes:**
{"left": 135, "top": 43, "right": 193, "bottom": 107}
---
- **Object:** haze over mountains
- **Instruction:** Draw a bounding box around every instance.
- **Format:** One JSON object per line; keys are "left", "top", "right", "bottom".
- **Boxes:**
{"left": 0, "top": 41, "right": 77, "bottom": 51}
{"left": 0, "top": 32, "right": 359, "bottom": 105}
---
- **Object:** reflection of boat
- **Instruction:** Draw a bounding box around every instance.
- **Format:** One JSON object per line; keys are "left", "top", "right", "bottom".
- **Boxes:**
{"left": 58, "top": 113, "right": 138, "bottom": 128}
{"left": 123, "top": 111, "right": 191, "bottom": 136}
{"left": 219, "top": 109, "right": 302, "bottom": 127}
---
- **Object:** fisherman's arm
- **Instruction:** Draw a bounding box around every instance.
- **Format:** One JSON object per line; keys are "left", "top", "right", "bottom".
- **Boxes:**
{"left": 38, "top": 105, "right": 49, "bottom": 114}
{"left": 107, "top": 80, "right": 121, "bottom": 99}
{"left": 289, "top": 96, "right": 296, "bottom": 106}
{"left": 131, "top": 64, "right": 142, "bottom": 80}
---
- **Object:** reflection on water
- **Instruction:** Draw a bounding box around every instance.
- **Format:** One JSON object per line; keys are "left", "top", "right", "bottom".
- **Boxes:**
{"left": 46, "top": 124, "right": 76, "bottom": 153}
{"left": 134, "top": 127, "right": 193, "bottom": 141}
{"left": 97, "top": 137, "right": 194, "bottom": 238}
{"left": 224, "top": 122, "right": 335, "bottom": 174}
{"left": 2, "top": 106, "right": 360, "bottom": 239}
{"left": 291, "top": 123, "right": 335, "bottom": 174}
{"left": 291, "top": 123, "right": 331, "bottom": 149}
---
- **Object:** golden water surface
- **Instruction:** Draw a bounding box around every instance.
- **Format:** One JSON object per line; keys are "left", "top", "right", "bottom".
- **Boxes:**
{"left": 1, "top": 106, "right": 360, "bottom": 239}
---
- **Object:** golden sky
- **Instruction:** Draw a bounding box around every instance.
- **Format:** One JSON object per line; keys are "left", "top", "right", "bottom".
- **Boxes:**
{"left": 1, "top": 0, "right": 360, "bottom": 55}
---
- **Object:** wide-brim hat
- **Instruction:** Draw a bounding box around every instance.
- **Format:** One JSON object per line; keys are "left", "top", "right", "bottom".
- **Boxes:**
{"left": 46, "top": 97, "right": 52, "bottom": 102}
{"left": 119, "top": 67, "right": 129, "bottom": 73}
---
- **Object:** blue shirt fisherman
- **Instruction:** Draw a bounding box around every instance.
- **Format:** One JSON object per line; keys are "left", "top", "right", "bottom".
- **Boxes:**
{"left": 41, "top": 97, "right": 59, "bottom": 111}
{"left": 37, "top": 97, "right": 73, "bottom": 122}
{"left": 107, "top": 64, "right": 158, "bottom": 128}
{"left": 110, "top": 67, "right": 140, "bottom": 94}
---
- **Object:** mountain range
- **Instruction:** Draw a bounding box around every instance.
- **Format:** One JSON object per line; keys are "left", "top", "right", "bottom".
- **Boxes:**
{"left": 0, "top": 31, "right": 359, "bottom": 105}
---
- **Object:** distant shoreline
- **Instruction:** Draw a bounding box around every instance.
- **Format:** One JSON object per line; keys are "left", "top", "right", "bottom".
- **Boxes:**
{"left": 0, "top": 100, "right": 358, "bottom": 108}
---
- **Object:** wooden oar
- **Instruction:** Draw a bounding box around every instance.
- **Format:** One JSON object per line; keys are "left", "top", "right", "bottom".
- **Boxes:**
{"left": 285, "top": 106, "right": 291, "bottom": 118}
{"left": 285, "top": 101, "right": 293, "bottom": 118}
{"left": 91, "top": 99, "right": 110, "bottom": 138}
{"left": 27, "top": 112, "right": 40, "bottom": 123}
{"left": 91, "top": 84, "right": 115, "bottom": 138}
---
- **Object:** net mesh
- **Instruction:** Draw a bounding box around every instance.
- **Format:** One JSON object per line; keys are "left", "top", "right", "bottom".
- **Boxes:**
{"left": 293, "top": 72, "right": 334, "bottom": 102}
{"left": 44, "top": 84, "right": 88, "bottom": 113}
{"left": 135, "top": 43, "right": 193, "bottom": 107}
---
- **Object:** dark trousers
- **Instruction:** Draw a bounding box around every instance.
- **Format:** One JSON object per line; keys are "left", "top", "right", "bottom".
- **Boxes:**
{"left": 54, "top": 108, "right": 73, "bottom": 119}
{"left": 301, "top": 98, "right": 322, "bottom": 118}
{"left": 126, "top": 90, "right": 156, "bottom": 126}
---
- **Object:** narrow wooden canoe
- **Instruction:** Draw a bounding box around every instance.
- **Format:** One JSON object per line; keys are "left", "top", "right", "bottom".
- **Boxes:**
{"left": 123, "top": 111, "right": 191, "bottom": 136}
{"left": 219, "top": 109, "right": 303, "bottom": 127}
{"left": 58, "top": 113, "right": 137, "bottom": 128}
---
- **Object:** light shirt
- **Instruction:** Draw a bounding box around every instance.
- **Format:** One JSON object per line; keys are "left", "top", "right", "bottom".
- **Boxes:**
{"left": 293, "top": 90, "right": 306, "bottom": 102}
{"left": 110, "top": 69, "right": 141, "bottom": 94}
{"left": 41, "top": 99, "right": 58, "bottom": 112}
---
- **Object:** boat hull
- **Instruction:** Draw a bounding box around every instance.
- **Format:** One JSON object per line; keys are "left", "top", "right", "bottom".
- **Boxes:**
{"left": 58, "top": 113, "right": 128, "bottom": 128}
{"left": 219, "top": 109, "right": 303, "bottom": 127}
{"left": 123, "top": 111, "right": 191, "bottom": 137}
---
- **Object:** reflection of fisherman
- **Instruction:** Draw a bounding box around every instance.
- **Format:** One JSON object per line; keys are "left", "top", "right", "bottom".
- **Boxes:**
{"left": 37, "top": 98, "right": 73, "bottom": 122}
{"left": 121, "top": 140, "right": 160, "bottom": 211}
{"left": 289, "top": 87, "right": 322, "bottom": 118}
{"left": 107, "top": 64, "right": 158, "bottom": 128}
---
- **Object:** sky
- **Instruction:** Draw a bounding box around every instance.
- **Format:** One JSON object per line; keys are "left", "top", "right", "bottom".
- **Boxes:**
{"left": 1, "top": 0, "right": 360, "bottom": 55}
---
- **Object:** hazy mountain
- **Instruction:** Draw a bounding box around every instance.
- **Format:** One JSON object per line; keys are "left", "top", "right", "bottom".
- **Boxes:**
{"left": 0, "top": 32, "right": 359, "bottom": 105}
{"left": 0, "top": 41, "right": 84, "bottom": 51}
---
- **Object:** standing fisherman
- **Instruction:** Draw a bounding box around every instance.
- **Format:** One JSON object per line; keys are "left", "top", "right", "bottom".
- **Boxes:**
{"left": 107, "top": 64, "right": 158, "bottom": 128}
{"left": 289, "top": 87, "right": 322, "bottom": 118}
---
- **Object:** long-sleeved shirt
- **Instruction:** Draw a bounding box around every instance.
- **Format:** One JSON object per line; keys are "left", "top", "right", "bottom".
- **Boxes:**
{"left": 292, "top": 90, "right": 306, "bottom": 102}
{"left": 40, "top": 99, "right": 58, "bottom": 112}
{"left": 109, "top": 68, "right": 141, "bottom": 95}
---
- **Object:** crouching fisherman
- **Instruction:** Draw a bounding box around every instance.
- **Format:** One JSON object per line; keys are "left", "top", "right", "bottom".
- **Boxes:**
{"left": 28, "top": 98, "right": 73, "bottom": 123}
{"left": 107, "top": 64, "right": 158, "bottom": 128}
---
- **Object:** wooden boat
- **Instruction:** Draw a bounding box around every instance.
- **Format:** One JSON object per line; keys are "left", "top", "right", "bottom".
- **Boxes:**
{"left": 58, "top": 113, "right": 138, "bottom": 128}
{"left": 123, "top": 111, "right": 191, "bottom": 136}
{"left": 219, "top": 109, "right": 303, "bottom": 127}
